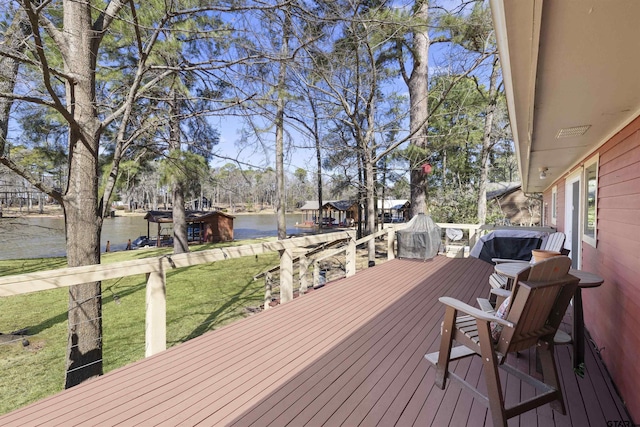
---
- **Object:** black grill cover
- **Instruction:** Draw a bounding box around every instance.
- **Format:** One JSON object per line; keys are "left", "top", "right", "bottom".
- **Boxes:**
{"left": 469, "top": 229, "right": 547, "bottom": 264}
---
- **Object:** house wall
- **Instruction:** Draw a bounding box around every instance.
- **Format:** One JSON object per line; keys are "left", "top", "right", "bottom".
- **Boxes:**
{"left": 543, "top": 115, "right": 640, "bottom": 421}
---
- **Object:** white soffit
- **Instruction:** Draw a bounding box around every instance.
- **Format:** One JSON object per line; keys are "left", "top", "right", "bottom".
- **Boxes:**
{"left": 491, "top": 0, "right": 640, "bottom": 193}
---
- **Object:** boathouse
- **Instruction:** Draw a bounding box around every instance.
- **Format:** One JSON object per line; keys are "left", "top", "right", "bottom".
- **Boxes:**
{"left": 144, "top": 210, "right": 234, "bottom": 244}
{"left": 299, "top": 200, "right": 359, "bottom": 226}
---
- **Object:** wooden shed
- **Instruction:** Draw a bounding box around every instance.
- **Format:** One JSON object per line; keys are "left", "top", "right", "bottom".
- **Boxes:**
{"left": 144, "top": 210, "right": 234, "bottom": 244}
{"left": 487, "top": 182, "right": 541, "bottom": 226}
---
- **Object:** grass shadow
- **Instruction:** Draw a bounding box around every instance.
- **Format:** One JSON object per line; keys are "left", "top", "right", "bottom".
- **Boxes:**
{"left": 178, "top": 274, "right": 265, "bottom": 343}
{"left": 12, "top": 278, "right": 147, "bottom": 337}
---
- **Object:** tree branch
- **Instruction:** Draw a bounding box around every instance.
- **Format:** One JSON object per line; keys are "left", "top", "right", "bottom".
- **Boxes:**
{"left": 0, "top": 137, "right": 63, "bottom": 204}
{"left": 374, "top": 50, "right": 491, "bottom": 163}
{"left": 19, "top": 1, "right": 73, "bottom": 124}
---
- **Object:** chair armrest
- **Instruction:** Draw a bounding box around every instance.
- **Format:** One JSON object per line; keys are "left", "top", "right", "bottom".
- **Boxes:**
{"left": 490, "top": 288, "right": 511, "bottom": 308}
{"left": 491, "top": 258, "right": 527, "bottom": 264}
{"left": 490, "top": 288, "right": 511, "bottom": 299}
{"left": 439, "top": 297, "right": 513, "bottom": 327}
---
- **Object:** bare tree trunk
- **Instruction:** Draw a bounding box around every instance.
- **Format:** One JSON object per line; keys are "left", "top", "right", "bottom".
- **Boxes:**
{"left": 275, "top": 7, "right": 291, "bottom": 240}
{"left": 316, "top": 146, "right": 323, "bottom": 226}
{"left": 169, "top": 87, "right": 189, "bottom": 254}
{"left": 62, "top": 0, "right": 104, "bottom": 389}
{"left": 275, "top": 98, "right": 287, "bottom": 239}
{"left": 2, "top": 0, "right": 129, "bottom": 388}
{"left": 172, "top": 182, "right": 187, "bottom": 250}
{"left": 407, "top": 0, "right": 430, "bottom": 218}
{"left": 311, "top": 102, "right": 323, "bottom": 227}
{"left": 365, "top": 153, "right": 376, "bottom": 264}
{"left": 477, "top": 56, "right": 500, "bottom": 225}
{"left": 357, "top": 159, "right": 364, "bottom": 239}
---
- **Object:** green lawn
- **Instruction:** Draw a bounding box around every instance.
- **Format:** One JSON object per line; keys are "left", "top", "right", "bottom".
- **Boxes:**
{"left": 0, "top": 240, "right": 280, "bottom": 415}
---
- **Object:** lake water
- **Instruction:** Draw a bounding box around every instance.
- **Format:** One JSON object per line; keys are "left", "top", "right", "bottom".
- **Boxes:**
{"left": 0, "top": 213, "right": 305, "bottom": 260}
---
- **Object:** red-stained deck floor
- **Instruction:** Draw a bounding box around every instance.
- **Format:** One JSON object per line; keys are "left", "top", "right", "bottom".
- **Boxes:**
{"left": 0, "top": 256, "right": 632, "bottom": 426}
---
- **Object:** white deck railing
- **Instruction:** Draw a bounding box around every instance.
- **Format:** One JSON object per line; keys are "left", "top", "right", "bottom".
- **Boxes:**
{"left": 0, "top": 222, "right": 490, "bottom": 359}
{"left": 0, "top": 231, "right": 355, "bottom": 357}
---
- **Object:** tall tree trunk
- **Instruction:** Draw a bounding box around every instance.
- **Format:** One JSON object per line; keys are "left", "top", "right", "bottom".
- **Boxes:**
{"left": 275, "top": 94, "right": 287, "bottom": 239}
{"left": 316, "top": 141, "right": 323, "bottom": 226}
{"left": 365, "top": 150, "right": 376, "bottom": 264}
{"left": 275, "top": 7, "right": 291, "bottom": 240}
{"left": 357, "top": 159, "right": 364, "bottom": 239}
{"left": 169, "top": 87, "right": 189, "bottom": 254}
{"left": 477, "top": 56, "right": 500, "bottom": 224}
{"left": 63, "top": 1, "right": 104, "bottom": 388}
{"left": 407, "top": 0, "right": 430, "bottom": 218}
{"left": 310, "top": 101, "right": 323, "bottom": 227}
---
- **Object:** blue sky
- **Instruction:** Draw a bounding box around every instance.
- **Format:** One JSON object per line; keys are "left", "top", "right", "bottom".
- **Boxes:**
{"left": 208, "top": 17, "right": 487, "bottom": 176}
{"left": 210, "top": 115, "right": 317, "bottom": 172}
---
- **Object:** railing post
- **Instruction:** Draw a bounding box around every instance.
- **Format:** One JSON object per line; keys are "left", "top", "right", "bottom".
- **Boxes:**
{"left": 299, "top": 255, "right": 310, "bottom": 294}
{"left": 345, "top": 237, "right": 357, "bottom": 277}
{"left": 469, "top": 227, "right": 477, "bottom": 249}
{"left": 387, "top": 228, "right": 396, "bottom": 260}
{"left": 313, "top": 260, "right": 320, "bottom": 287}
{"left": 264, "top": 272, "right": 273, "bottom": 311}
{"left": 280, "top": 248, "right": 294, "bottom": 303}
{"left": 367, "top": 236, "right": 376, "bottom": 266}
{"left": 145, "top": 262, "right": 166, "bottom": 357}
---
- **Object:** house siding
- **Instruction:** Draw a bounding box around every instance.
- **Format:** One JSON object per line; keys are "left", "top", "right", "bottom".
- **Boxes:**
{"left": 544, "top": 115, "right": 640, "bottom": 421}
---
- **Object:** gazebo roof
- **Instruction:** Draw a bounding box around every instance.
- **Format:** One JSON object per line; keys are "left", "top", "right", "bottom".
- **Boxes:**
{"left": 299, "top": 201, "right": 321, "bottom": 211}
{"left": 323, "top": 200, "right": 357, "bottom": 211}
{"left": 299, "top": 200, "right": 358, "bottom": 211}
{"left": 378, "top": 199, "right": 409, "bottom": 210}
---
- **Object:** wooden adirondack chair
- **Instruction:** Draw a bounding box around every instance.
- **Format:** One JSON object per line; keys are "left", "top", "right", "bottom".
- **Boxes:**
{"left": 425, "top": 256, "right": 579, "bottom": 427}
{"left": 479, "top": 263, "right": 532, "bottom": 312}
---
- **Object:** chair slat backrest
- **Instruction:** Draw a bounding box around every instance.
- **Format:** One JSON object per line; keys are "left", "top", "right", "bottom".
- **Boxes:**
{"left": 496, "top": 256, "right": 578, "bottom": 354}
{"left": 497, "top": 255, "right": 566, "bottom": 317}
{"left": 527, "top": 254, "right": 569, "bottom": 281}
{"left": 542, "top": 232, "right": 566, "bottom": 252}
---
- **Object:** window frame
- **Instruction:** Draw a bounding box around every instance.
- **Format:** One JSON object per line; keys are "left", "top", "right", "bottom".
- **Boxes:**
{"left": 582, "top": 155, "right": 599, "bottom": 247}
{"left": 551, "top": 185, "right": 558, "bottom": 225}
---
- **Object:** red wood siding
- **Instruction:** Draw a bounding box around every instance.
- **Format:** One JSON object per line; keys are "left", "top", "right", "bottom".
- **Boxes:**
{"left": 214, "top": 215, "right": 234, "bottom": 242}
{"left": 547, "top": 114, "right": 640, "bottom": 421}
{"left": 204, "top": 214, "right": 234, "bottom": 243}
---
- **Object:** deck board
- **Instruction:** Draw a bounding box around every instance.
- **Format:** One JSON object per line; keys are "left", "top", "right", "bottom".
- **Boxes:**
{"left": 0, "top": 256, "right": 633, "bottom": 426}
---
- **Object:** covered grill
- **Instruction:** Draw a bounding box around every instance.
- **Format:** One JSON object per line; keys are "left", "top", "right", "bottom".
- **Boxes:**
{"left": 396, "top": 213, "right": 441, "bottom": 260}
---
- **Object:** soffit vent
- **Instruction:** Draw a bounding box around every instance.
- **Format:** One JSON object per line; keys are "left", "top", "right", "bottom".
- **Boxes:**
{"left": 556, "top": 125, "right": 591, "bottom": 138}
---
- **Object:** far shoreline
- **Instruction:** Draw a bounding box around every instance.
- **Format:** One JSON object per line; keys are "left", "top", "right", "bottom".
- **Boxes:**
{"left": 0, "top": 205, "right": 304, "bottom": 220}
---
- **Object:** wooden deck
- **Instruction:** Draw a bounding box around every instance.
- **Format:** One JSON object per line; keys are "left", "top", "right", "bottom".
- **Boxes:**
{"left": 0, "top": 256, "right": 631, "bottom": 426}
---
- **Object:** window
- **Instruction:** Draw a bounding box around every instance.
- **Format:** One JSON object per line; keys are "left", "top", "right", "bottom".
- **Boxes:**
{"left": 583, "top": 155, "right": 598, "bottom": 247}
{"left": 551, "top": 186, "right": 558, "bottom": 225}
